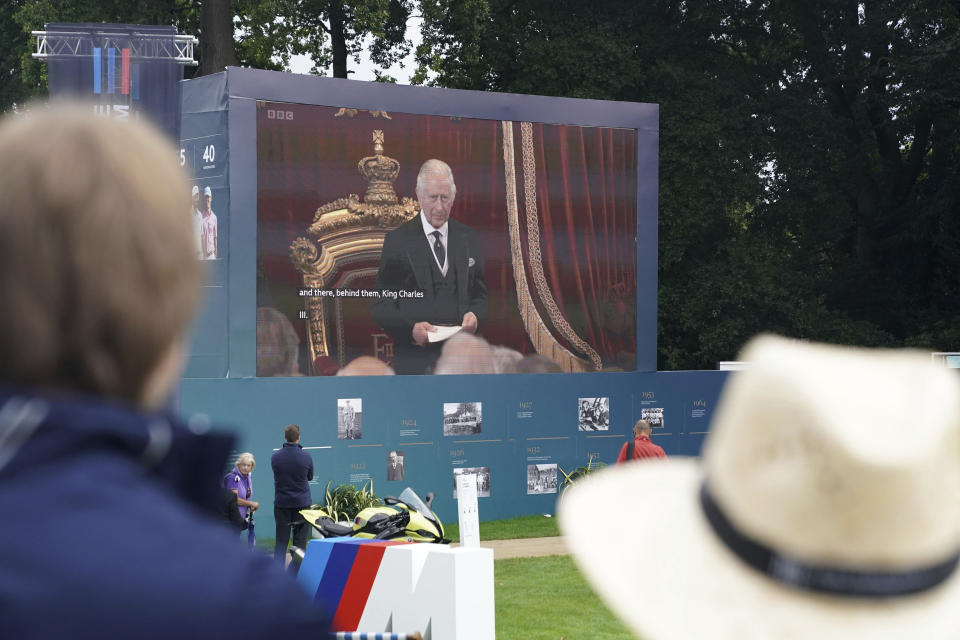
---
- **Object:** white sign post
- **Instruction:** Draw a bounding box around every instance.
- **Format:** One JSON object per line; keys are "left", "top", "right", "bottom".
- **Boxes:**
{"left": 457, "top": 473, "right": 480, "bottom": 547}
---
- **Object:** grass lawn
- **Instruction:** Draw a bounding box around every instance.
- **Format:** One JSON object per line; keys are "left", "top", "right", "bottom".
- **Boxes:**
{"left": 444, "top": 514, "right": 560, "bottom": 542}
{"left": 495, "top": 555, "right": 633, "bottom": 639}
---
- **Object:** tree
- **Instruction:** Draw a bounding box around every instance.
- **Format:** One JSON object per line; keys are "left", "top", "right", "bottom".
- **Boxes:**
{"left": 198, "top": 0, "right": 238, "bottom": 75}
{"left": 415, "top": 0, "right": 960, "bottom": 368}
{"left": 724, "top": 1, "right": 960, "bottom": 351}
{"left": 268, "top": 0, "right": 413, "bottom": 79}
{"left": 0, "top": 0, "right": 31, "bottom": 110}
{"left": 0, "top": 0, "right": 414, "bottom": 109}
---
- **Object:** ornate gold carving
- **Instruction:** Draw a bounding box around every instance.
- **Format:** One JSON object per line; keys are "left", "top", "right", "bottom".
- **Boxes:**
{"left": 502, "top": 121, "right": 595, "bottom": 373}
{"left": 303, "top": 132, "right": 419, "bottom": 233}
{"left": 291, "top": 130, "right": 418, "bottom": 366}
{"left": 333, "top": 108, "right": 391, "bottom": 119}
{"left": 290, "top": 236, "right": 319, "bottom": 272}
{"left": 358, "top": 129, "right": 402, "bottom": 205}
{"left": 307, "top": 199, "right": 419, "bottom": 234}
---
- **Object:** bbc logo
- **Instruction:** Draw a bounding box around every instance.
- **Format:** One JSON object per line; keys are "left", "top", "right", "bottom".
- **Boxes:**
{"left": 267, "top": 109, "right": 294, "bottom": 120}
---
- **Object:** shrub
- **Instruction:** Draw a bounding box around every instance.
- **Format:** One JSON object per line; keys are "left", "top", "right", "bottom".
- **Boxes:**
{"left": 558, "top": 454, "right": 606, "bottom": 493}
{"left": 313, "top": 479, "right": 381, "bottom": 522}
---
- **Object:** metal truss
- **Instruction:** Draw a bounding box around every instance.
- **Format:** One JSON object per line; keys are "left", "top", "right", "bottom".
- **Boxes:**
{"left": 32, "top": 30, "right": 198, "bottom": 66}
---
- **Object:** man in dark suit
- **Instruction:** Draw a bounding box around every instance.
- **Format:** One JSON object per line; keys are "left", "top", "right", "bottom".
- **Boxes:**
{"left": 387, "top": 451, "right": 404, "bottom": 481}
{"left": 271, "top": 423, "right": 313, "bottom": 567}
{"left": 373, "top": 159, "right": 488, "bottom": 374}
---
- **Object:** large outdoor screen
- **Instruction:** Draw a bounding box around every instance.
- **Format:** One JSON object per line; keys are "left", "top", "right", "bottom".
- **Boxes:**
{"left": 256, "top": 101, "right": 638, "bottom": 376}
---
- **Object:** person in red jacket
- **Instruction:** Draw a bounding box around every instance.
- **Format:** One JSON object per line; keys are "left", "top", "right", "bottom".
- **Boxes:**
{"left": 616, "top": 420, "right": 667, "bottom": 463}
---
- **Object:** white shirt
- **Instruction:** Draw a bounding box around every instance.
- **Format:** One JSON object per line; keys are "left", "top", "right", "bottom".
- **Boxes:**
{"left": 420, "top": 210, "right": 449, "bottom": 276}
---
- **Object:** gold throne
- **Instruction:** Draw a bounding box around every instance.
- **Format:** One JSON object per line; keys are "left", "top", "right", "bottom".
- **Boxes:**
{"left": 290, "top": 131, "right": 419, "bottom": 373}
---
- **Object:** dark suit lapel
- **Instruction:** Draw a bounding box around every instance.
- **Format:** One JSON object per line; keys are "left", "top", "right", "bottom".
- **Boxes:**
{"left": 403, "top": 218, "right": 433, "bottom": 292}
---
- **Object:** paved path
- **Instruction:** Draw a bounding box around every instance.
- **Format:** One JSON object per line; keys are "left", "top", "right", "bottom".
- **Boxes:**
{"left": 452, "top": 536, "right": 568, "bottom": 560}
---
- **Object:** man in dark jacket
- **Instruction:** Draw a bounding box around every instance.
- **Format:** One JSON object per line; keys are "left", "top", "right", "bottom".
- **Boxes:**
{"left": 0, "top": 107, "right": 329, "bottom": 638}
{"left": 272, "top": 423, "right": 314, "bottom": 562}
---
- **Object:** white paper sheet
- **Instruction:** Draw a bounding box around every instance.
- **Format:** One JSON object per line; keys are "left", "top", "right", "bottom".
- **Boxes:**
{"left": 428, "top": 325, "right": 462, "bottom": 343}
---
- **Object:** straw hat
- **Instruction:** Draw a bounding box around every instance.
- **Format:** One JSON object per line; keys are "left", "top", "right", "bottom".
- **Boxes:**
{"left": 559, "top": 335, "right": 960, "bottom": 639}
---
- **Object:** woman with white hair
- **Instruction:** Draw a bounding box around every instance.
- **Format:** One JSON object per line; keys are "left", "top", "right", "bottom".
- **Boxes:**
{"left": 222, "top": 452, "right": 259, "bottom": 524}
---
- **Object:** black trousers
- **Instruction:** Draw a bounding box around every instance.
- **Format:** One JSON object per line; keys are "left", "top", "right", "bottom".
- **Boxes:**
{"left": 274, "top": 505, "right": 309, "bottom": 562}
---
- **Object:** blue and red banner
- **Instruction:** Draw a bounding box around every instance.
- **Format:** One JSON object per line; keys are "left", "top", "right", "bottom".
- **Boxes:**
{"left": 45, "top": 23, "right": 182, "bottom": 140}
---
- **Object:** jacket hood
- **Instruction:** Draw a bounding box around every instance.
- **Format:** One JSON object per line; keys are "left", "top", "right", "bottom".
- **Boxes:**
{"left": 0, "top": 385, "right": 235, "bottom": 513}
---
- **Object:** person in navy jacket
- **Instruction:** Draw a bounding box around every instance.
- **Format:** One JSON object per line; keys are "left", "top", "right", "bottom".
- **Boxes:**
{"left": 0, "top": 106, "right": 329, "bottom": 639}
{"left": 271, "top": 423, "right": 314, "bottom": 562}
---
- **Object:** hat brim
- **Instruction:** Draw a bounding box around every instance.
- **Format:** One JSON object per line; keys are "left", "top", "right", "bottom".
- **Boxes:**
{"left": 559, "top": 459, "right": 960, "bottom": 640}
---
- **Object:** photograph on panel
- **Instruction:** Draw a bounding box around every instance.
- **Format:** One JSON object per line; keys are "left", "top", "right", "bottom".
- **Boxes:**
{"left": 443, "top": 401, "right": 482, "bottom": 436}
{"left": 527, "top": 463, "right": 558, "bottom": 495}
{"left": 641, "top": 407, "right": 664, "bottom": 429}
{"left": 578, "top": 396, "right": 610, "bottom": 431}
{"left": 337, "top": 398, "right": 362, "bottom": 439}
{"left": 387, "top": 450, "right": 405, "bottom": 481}
{"left": 190, "top": 184, "right": 218, "bottom": 260}
{"left": 453, "top": 466, "right": 491, "bottom": 498}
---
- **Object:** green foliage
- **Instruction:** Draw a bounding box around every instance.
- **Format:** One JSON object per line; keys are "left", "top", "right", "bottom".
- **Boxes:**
{"left": 240, "top": 0, "right": 412, "bottom": 77}
{"left": 558, "top": 454, "right": 606, "bottom": 493}
{"left": 313, "top": 479, "right": 381, "bottom": 522}
{"left": 495, "top": 555, "right": 632, "bottom": 639}
{"left": 416, "top": 0, "right": 960, "bottom": 366}
{"left": 3, "top": 2, "right": 958, "bottom": 359}
{"left": 0, "top": 1, "right": 30, "bottom": 111}
{"left": 1, "top": 0, "right": 411, "bottom": 110}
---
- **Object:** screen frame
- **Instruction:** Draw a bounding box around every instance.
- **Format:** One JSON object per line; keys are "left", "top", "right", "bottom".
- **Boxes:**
{"left": 222, "top": 67, "right": 659, "bottom": 377}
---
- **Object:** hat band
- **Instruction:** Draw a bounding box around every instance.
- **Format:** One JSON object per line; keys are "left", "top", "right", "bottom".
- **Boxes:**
{"left": 699, "top": 483, "right": 959, "bottom": 597}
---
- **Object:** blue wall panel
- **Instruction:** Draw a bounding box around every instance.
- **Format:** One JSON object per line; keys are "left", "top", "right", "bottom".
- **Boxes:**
{"left": 181, "top": 370, "right": 728, "bottom": 534}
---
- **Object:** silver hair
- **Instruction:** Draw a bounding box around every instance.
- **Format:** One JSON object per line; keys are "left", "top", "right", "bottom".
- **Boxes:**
{"left": 491, "top": 345, "right": 524, "bottom": 374}
{"left": 415, "top": 159, "right": 456, "bottom": 198}
{"left": 434, "top": 333, "right": 494, "bottom": 375}
{"left": 235, "top": 451, "right": 256, "bottom": 470}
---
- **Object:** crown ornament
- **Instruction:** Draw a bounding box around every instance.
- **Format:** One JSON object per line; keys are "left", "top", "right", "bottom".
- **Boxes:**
{"left": 357, "top": 130, "right": 401, "bottom": 205}
{"left": 297, "top": 129, "right": 419, "bottom": 240}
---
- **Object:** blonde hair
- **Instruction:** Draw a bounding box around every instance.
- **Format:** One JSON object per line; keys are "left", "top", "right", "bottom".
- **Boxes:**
{"left": 235, "top": 452, "right": 256, "bottom": 470}
{"left": 0, "top": 104, "right": 202, "bottom": 404}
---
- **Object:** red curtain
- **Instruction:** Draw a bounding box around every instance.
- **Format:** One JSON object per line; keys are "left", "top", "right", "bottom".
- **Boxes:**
{"left": 511, "top": 123, "right": 637, "bottom": 369}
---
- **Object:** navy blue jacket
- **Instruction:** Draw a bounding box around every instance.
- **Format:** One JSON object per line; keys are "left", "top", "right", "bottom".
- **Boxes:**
{"left": 0, "top": 386, "right": 329, "bottom": 639}
{"left": 271, "top": 442, "right": 314, "bottom": 507}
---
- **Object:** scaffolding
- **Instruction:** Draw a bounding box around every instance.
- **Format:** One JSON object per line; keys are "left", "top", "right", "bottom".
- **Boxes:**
{"left": 32, "top": 29, "right": 198, "bottom": 66}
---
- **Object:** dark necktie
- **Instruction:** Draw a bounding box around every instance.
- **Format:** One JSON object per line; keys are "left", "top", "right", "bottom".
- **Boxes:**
{"left": 432, "top": 230, "right": 445, "bottom": 267}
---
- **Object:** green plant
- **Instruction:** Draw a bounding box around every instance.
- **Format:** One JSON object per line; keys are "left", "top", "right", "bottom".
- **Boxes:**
{"left": 558, "top": 454, "right": 607, "bottom": 493}
{"left": 312, "top": 479, "right": 381, "bottom": 522}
